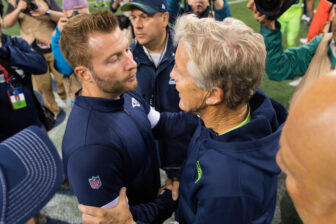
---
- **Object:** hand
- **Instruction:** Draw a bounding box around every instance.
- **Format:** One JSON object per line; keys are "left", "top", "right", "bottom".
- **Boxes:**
{"left": 57, "top": 17, "right": 68, "bottom": 31}
{"left": 17, "top": 0, "right": 27, "bottom": 11}
{"left": 246, "top": 0, "right": 275, "bottom": 30}
{"left": 157, "top": 178, "right": 173, "bottom": 196}
{"left": 112, "top": 0, "right": 122, "bottom": 10}
{"left": 78, "top": 187, "right": 136, "bottom": 224}
{"left": 165, "top": 178, "right": 180, "bottom": 201}
{"left": 29, "top": 2, "right": 47, "bottom": 17}
{"left": 213, "top": 0, "right": 224, "bottom": 10}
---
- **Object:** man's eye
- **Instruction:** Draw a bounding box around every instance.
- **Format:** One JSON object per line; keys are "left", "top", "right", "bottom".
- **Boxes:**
{"left": 109, "top": 56, "right": 118, "bottom": 63}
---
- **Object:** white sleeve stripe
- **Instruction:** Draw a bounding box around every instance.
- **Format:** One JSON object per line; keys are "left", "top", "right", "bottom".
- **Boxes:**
{"left": 101, "top": 196, "right": 129, "bottom": 208}
{"left": 148, "top": 106, "right": 160, "bottom": 128}
{"left": 101, "top": 197, "right": 119, "bottom": 208}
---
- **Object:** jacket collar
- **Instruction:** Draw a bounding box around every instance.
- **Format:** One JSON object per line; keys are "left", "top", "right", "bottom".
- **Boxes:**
{"left": 75, "top": 91, "right": 125, "bottom": 112}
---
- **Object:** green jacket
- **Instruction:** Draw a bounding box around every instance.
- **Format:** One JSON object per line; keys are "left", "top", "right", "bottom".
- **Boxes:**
{"left": 260, "top": 24, "right": 335, "bottom": 81}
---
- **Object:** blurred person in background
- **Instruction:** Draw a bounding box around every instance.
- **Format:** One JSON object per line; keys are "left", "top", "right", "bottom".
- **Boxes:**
{"left": 51, "top": 0, "right": 89, "bottom": 103}
{"left": 248, "top": 0, "right": 336, "bottom": 108}
{"left": 167, "top": 0, "right": 232, "bottom": 25}
{"left": 0, "top": 5, "right": 48, "bottom": 141}
{"left": 4, "top": 0, "right": 68, "bottom": 119}
{"left": 278, "top": 0, "right": 303, "bottom": 48}
{"left": 307, "top": 0, "right": 334, "bottom": 42}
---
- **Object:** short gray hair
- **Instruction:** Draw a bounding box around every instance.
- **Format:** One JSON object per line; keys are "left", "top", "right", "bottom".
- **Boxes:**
{"left": 174, "top": 15, "right": 266, "bottom": 109}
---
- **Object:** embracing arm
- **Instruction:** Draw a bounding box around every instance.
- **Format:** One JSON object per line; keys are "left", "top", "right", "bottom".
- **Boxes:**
{"left": 151, "top": 109, "right": 199, "bottom": 140}
{"left": 67, "top": 145, "right": 176, "bottom": 223}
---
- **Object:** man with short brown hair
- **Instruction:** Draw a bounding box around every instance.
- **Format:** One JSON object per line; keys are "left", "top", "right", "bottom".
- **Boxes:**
{"left": 61, "top": 11, "right": 186, "bottom": 223}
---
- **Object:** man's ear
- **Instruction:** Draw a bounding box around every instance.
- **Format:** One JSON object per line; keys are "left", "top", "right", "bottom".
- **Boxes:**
{"left": 74, "top": 66, "right": 94, "bottom": 83}
{"left": 162, "top": 12, "right": 169, "bottom": 27}
{"left": 205, "top": 87, "right": 224, "bottom": 105}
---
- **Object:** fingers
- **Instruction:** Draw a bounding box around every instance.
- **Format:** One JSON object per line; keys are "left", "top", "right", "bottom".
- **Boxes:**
{"left": 118, "top": 187, "right": 128, "bottom": 204}
{"left": 165, "top": 178, "right": 172, "bottom": 186}
{"left": 172, "top": 180, "right": 180, "bottom": 201}
{"left": 165, "top": 180, "right": 173, "bottom": 191}
{"left": 78, "top": 204, "right": 104, "bottom": 217}
{"left": 81, "top": 213, "right": 100, "bottom": 224}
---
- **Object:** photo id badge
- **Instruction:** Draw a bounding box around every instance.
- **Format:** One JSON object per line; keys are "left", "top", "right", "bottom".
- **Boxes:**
{"left": 8, "top": 88, "right": 27, "bottom": 110}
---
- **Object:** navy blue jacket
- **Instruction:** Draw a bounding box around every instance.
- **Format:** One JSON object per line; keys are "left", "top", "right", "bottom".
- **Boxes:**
{"left": 178, "top": 90, "right": 287, "bottom": 224}
{"left": 131, "top": 28, "right": 189, "bottom": 178}
{"left": 0, "top": 34, "right": 47, "bottom": 141}
{"left": 62, "top": 91, "right": 197, "bottom": 223}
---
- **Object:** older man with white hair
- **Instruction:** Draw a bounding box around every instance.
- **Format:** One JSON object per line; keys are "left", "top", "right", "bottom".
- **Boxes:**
{"left": 78, "top": 14, "right": 287, "bottom": 224}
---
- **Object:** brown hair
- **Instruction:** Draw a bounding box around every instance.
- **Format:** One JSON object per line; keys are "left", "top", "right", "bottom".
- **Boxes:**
{"left": 60, "top": 11, "right": 119, "bottom": 68}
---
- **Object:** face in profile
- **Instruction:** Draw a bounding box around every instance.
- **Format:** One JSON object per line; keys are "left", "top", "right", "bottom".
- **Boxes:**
{"left": 188, "top": 0, "right": 209, "bottom": 16}
{"left": 170, "top": 43, "right": 208, "bottom": 114}
{"left": 87, "top": 28, "right": 137, "bottom": 97}
{"left": 276, "top": 118, "right": 334, "bottom": 224}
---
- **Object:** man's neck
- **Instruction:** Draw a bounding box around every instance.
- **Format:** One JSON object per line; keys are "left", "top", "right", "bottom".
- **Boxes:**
{"left": 198, "top": 103, "right": 249, "bottom": 134}
{"left": 81, "top": 85, "right": 120, "bottom": 100}
{"left": 144, "top": 30, "right": 167, "bottom": 53}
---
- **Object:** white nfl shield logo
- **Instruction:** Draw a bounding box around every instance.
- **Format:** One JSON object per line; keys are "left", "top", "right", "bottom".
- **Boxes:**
{"left": 88, "top": 176, "right": 102, "bottom": 189}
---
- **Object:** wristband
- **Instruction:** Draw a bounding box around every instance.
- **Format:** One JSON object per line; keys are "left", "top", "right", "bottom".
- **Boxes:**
{"left": 45, "top": 10, "right": 50, "bottom": 16}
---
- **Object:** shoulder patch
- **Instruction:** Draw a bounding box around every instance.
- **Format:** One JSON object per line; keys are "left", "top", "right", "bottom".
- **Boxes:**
{"left": 88, "top": 176, "right": 102, "bottom": 189}
{"left": 132, "top": 97, "right": 141, "bottom": 108}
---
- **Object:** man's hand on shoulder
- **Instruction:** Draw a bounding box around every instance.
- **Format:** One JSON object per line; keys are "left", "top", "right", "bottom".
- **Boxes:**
{"left": 79, "top": 187, "right": 136, "bottom": 224}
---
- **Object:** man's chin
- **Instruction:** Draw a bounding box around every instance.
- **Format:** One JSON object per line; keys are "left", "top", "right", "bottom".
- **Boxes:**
{"left": 125, "top": 81, "right": 138, "bottom": 93}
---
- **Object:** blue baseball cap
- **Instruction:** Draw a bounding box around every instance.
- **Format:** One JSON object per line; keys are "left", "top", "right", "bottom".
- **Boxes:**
{"left": 0, "top": 126, "right": 63, "bottom": 224}
{"left": 121, "top": 0, "right": 167, "bottom": 15}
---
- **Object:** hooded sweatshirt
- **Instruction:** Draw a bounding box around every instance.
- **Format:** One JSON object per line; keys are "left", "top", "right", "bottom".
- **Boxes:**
{"left": 178, "top": 89, "right": 288, "bottom": 224}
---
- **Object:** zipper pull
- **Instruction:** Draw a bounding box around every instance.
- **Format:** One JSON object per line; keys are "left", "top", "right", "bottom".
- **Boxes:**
{"left": 124, "top": 108, "right": 130, "bottom": 115}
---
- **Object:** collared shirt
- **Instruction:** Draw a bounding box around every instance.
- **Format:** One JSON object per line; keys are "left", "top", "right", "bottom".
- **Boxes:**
{"left": 143, "top": 36, "right": 168, "bottom": 68}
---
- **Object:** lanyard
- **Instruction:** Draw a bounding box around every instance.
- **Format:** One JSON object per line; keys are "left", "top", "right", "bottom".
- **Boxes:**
{"left": 0, "top": 64, "right": 14, "bottom": 89}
